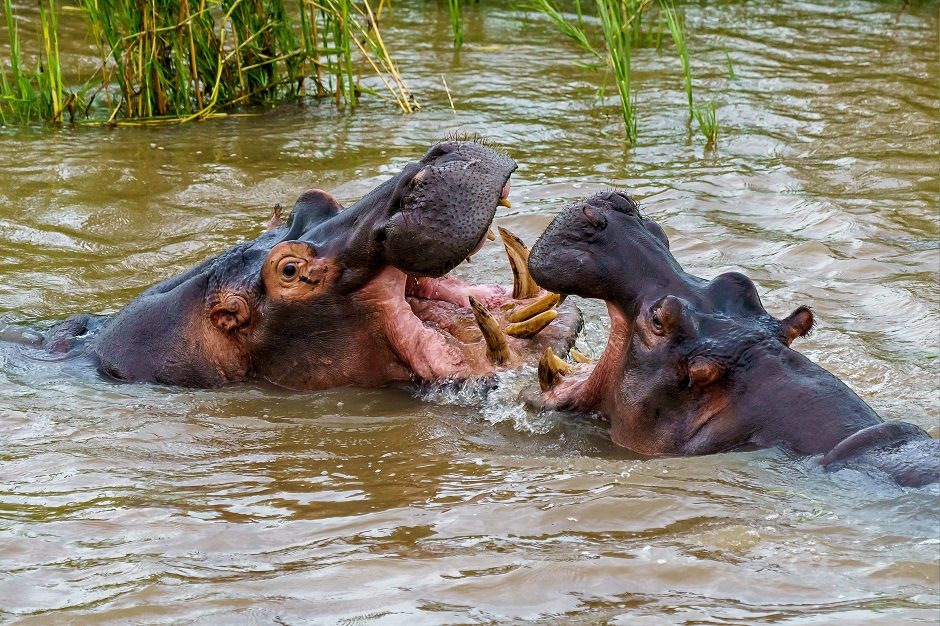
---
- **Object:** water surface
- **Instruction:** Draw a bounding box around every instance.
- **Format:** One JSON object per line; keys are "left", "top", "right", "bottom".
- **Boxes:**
{"left": 0, "top": 1, "right": 938, "bottom": 623}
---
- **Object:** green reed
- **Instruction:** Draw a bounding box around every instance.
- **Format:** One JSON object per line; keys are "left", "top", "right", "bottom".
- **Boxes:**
{"left": 529, "top": 0, "right": 598, "bottom": 57}
{"left": 661, "top": 0, "right": 691, "bottom": 117}
{"left": 447, "top": 0, "right": 463, "bottom": 47}
{"left": 531, "top": 0, "right": 720, "bottom": 145}
{"left": 2, "top": 0, "right": 414, "bottom": 124}
{"left": 0, "top": 0, "right": 76, "bottom": 124}
{"left": 595, "top": 0, "right": 650, "bottom": 144}
{"left": 693, "top": 99, "right": 718, "bottom": 146}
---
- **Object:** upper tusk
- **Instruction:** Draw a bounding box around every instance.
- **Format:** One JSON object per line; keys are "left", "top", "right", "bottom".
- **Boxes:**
{"left": 469, "top": 296, "right": 511, "bottom": 365}
{"left": 505, "top": 309, "right": 558, "bottom": 339}
{"left": 498, "top": 226, "right": 540, "bottom": 299}
{"left": 486, "top": 228, "right": 497, "bottom": 241}
{"left": 498, "top": 197, "right": 512, "bottom": 209}
{"left": 506, "top": 292, "right": 561, "bottom": 323}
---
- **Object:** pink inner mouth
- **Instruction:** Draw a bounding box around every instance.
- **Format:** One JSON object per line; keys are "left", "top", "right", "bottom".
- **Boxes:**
{"left": 357, "top": 267, "right": 514, "bottom": 381}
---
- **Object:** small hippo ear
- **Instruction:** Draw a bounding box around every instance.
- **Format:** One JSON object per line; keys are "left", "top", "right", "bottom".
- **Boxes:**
{"left": 781, "top": 306, "right": 814, "bottom": 345}
{"left": 689, "top": 356, "right": 724, "bottom": 388}
{"left": 210, "top": 294, "right": 251, "bottom": 333}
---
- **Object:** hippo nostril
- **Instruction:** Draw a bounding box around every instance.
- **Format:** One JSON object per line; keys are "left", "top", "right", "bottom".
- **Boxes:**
{"left": 651, "top": 295, "right": 684, "bottom": 335}
{"left": 651, "top": 314, "right": 664, "bottom": 335}
{"left": 581, "top": 205, "right": 607, "bottom": 229}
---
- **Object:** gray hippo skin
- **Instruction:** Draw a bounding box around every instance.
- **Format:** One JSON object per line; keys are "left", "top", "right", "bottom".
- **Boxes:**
{"left": 527, "top": 190, "right": 938, "bottom": 487}
{"left": 12, "top": 141, "right": 580, "bottom": 390}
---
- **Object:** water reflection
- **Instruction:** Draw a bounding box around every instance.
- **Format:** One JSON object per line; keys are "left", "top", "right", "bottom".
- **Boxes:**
{"left": 1, "top": 0, "right": 938, "bottom": 622}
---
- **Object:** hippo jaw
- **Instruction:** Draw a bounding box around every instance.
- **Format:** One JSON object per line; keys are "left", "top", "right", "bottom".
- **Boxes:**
{"left": 92, "top": 140, "right": 581, "bottom": 390}
{"left": 527, "top": 191, "right": 883, "bottom": 457}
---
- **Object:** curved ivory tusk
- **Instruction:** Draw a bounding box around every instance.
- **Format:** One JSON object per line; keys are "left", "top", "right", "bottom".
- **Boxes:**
{"left": 498, "top": 226, "right": 540, "bottom": 299}
{"left": 506, "top": 292, "right": 561, "bottom": 323}
{"left": 505, "top": 309, "right": 558, "bottom": 339}
{"left": 469, "top": 296, "right": 511, "bottom": 365}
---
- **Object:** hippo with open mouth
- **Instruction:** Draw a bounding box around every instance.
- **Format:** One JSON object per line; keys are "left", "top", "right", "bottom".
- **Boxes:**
{"left": 527, "top": 190, "right": 938, "bottom": 487}
{"left": 8, "top": 140, "right": 580, "bottom": 389}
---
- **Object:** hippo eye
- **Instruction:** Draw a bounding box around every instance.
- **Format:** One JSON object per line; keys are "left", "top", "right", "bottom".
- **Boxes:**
{"left": 282, "top": 262, "right": 298, "bottom": 279}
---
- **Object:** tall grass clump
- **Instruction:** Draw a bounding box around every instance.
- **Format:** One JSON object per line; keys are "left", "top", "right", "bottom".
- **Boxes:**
{"left": 1, "top": 0, "right": 79, "bottom": 124}
{"left": 3, "top": 0, "right": 415, "bottom": 124}
{"left": 595, "top": 0, "right": 651, "bottom": 144}
{"left": 694, "top": 99, "right": 718, "bottom": 147}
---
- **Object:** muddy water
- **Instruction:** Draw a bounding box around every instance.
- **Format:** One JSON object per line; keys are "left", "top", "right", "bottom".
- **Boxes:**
{"left": 1, "top": 0, "right": 938, "bottom": 623}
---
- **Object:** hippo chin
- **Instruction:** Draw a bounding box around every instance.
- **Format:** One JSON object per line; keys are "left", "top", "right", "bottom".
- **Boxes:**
{"left": 527, "top": 191, "right": 938, "bottom": 487}
{"left": 21, "top": 141, "right": 580, "bottom": 390}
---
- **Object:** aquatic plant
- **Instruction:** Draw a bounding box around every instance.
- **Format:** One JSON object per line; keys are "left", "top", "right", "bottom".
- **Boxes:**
{"left": 693, "top": 99, "right": 718, "bottom": 146}
{"left": 595, "top": 0, "right": 651, "bottom": 144}
{"left": 661, "top": 0, "right": 691, "bottom": 117}
{"left": 0, "top": 0, "right": 80, "bottom": 124}
{"left": 448, "top": 0, "right": 464, "bottom": 47}
{"left": 531, "top": 0, "right": 720, "bottom": 145}
{"left": 1, "top": 0, "right": 414, "bottom": 124}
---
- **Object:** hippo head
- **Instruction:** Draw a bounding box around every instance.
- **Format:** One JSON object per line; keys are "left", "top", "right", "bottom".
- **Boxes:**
{"left": 92, "top": 140, "right": 580, "bottom": 389}
{"left": 527, "top": 191, "right": 882, "bottom": 457}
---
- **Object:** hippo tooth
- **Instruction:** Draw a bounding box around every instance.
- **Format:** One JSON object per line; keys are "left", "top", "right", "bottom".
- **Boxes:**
{"left": 498, "top": 197, "right": 512, "bottom": 208}
{"left": 506, "top": 292, "right": 560, "bottom": 323}
{"left": 505, "top": 309, "right": 558, "bottom": 339}
{"left": 469, "top": 296, "right": 511, "bottom": 365}
{"left": 538, "top": 346, "right": 570, "bottom": 391}
{"left": 486, "top": 228, "right": 497, "bottom": 241}
{"left": 569, "top": 348, "right": 591, "bottom": 363}
{"left": 497, "top": 226, "right": 540, "bottom": 299}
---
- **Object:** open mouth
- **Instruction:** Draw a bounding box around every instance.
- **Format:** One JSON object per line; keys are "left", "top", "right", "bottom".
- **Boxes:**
{"left": 363, "top": 185, "right": 578, "bottom": 382}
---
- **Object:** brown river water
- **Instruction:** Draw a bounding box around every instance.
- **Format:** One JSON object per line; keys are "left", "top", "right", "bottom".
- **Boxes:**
{"left": 0, "top": 1, "right": 938, "bottom": 623}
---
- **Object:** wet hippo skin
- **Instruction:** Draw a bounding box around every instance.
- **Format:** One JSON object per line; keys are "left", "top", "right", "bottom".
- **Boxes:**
{"left": 12, "top": 141, "right": 581, "bottom": 390}
{"left": 527, "top": 190, "right": 938, "bottom": 487}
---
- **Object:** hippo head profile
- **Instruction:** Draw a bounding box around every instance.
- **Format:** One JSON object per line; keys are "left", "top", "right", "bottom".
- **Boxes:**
{"left": 526, "top": 192, "right": 938, "bottom": 478}
{"left": 89, "top": 140, "right": 580, "bottom": 389}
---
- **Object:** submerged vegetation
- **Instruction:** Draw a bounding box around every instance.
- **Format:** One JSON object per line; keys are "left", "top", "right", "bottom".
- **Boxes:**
{"left": 0, "top": 0, "right": 717, "bottom": 144}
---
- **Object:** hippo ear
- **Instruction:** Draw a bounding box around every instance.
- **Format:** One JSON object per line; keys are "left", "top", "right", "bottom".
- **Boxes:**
{"left": 689, "top": 356, "right": 724, "bottom": 388}
{"left": 210, "top": 294, "right": 251, "bottom": 333}
{"left": 281, "top": 189, "right": 344, "bottom": 239}
{"left": 781, "top": 306, "right": 814, "bottom": 345}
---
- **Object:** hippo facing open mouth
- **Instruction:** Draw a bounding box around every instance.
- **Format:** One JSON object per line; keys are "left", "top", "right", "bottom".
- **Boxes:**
{"left": 527, "top": 190, "right": 938, "bottom": 487}
{"left": 19, "top": 140, "right": 580, "bottom": 389}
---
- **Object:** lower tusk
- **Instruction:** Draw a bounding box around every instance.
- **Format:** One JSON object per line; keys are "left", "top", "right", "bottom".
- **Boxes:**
{"left": 498, "top": 197, "right": 512, "bottom": 208}
{"left": 498, "top": 226, "right": 540, "bottom": 299}
{"left": 506, "top": 292, "right": 560, "bottom": 323}
{"left": 469, "top": 296, "right": 511, "bottom": 365}
{"left": 569, "top": 348, "right": 591, "bottom": 363}
{"left": 538, "top": 346, "right": 570, "bottom": 391}
{"left": 505, "top": 309, "right": 558, "bottom": 338}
